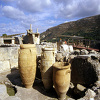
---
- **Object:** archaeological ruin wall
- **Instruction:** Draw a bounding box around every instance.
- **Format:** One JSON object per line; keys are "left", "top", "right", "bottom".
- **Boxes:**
{"left": 0, "top": 44, "right": 20, "bottom": 73}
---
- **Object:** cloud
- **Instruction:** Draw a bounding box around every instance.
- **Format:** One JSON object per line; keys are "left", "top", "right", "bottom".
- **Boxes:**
{"left": 74, "top": 0, "right": 100, "bottom": 17}
{"left": 2, "top": 6, "right": 25, "bottom": 20}
{"left": 17, "top": 0, "right": 51, "bottom": 13}
{"left": 54, "top": 0, "right": 100, "bottom": 19}
{"left": 1, "top": 0, "right": 100, "bottom": 21}
{"left": 0, "top": 23, "right": 6, "bottom": 28}
{"left": 2, "top": 6, "right": 41, "bottom": 24}
{"left": 1, "top": 4, "right": 53, "bottom": 34}
{"left": 46, "top": 20, "right": 56, "bottom": 24}
{"left": 0, "top": 23, "right": 26, "bottom": 36}
{"left": 0, "top": 0, "right": 100, "bottom": 35}
{"left": 1, "top": 0, "right": 14, "bottom": 2}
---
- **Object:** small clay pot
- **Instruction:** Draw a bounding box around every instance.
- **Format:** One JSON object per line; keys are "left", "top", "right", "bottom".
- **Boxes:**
{"left": 53, "top": 62, "right": 71, "bottom": 100}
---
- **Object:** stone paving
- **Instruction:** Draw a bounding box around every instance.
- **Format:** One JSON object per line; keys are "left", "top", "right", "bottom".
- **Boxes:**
{"left": 0, "top": 69, "right": 71, "bottom": 100}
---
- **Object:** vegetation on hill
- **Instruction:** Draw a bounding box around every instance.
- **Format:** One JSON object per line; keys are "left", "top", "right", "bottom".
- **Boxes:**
{"left": 40, "top": 15, "right": 100, "bottom": 42}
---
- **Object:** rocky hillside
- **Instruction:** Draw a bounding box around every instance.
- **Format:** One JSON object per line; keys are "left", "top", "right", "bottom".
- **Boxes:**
{"left": 40, "top": 15, "right": 100, "bottom": 42}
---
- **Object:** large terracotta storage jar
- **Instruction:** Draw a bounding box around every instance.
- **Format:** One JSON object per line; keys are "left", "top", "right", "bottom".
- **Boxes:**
{"left": 40, "top": 47, "right": 55, "bottom": 90}
{"left": 53, "top": 62, "right": 71, "bottom": 100}
{"left": 18, "top": 44, "right": 36, "bottom": 88}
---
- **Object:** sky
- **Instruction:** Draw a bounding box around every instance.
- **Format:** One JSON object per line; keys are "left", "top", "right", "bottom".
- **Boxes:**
{"left": 0, "top": 0, "right": 100, "bottom": 36}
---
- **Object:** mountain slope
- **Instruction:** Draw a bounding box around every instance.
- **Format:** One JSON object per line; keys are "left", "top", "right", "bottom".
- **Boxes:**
{"left": 40, "top": 15, "right": 100, "bottom": 42}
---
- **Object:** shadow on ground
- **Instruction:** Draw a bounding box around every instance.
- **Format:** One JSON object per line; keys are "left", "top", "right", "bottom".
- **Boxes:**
{"left": 33, "top": 78, "right": 57, "bottom": 99}
{"left": 7, "top": 68, "right": 23, "bottom": 87}
{"left": 7, "top": 68, "right": 57, "bottom": 99}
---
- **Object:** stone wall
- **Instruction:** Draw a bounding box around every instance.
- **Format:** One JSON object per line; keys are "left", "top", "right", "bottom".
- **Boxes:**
{"left": 0, "top": 45, "right": 20, "bottom": 73}
{"left": 0, "top": 38, "right": 4, "bottom": 44}
{"left": 71, "top": 55, "right": 100, "bottom": 86}
{"left": 0, "top": 43, "right": 57, "bottom": 73}
{"left": 36, "top": 42, "right": 57, "bottom": 56}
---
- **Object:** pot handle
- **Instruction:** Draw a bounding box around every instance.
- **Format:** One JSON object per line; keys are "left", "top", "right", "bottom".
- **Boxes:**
{"left": 18, "top": 49, "right": 20, "bottom": 55}
{"left": 41, "top": 53, "right": 45, "bottom": 59}
{"left": 66, "top": 69, "right": 71, "bottom": 74}
{"left": 30, "top": 48, "right": 34, "bottom": 54}
{"left": 41, "top": 53, "right": 43, "bottom": 57}
{"left": 30, "top": 48, "right": 32, "bottom": 52}
{"left": 53, "top": 51, "right": 55, "bottom": 57}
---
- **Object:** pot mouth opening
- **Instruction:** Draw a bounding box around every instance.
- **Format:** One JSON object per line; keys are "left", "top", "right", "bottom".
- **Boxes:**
{"left": 53, "top": 62, "right": 70, "bottom": 69}
{"left": 42, "top": 47, "right": 55, "bottom": 51}
{"left": 20, "top": 44, "right": 36, "bottom": 49}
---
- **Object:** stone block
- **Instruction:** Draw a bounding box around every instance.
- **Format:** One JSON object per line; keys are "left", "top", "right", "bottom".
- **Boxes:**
{"left": 0, "top": 84, "right": 9, "bottom": 100}
{"left": 71, "top": 55, "right": 99, "bottom": 86}
{"left": 10, "top": 59, "right": 18, "bottom": 69}
{"left": 0, "top": 47, "right": 19, "bottom": 61}
{"left": 98, "top": 76, "right": 100, "bottom": 81}
{"left": 11, "top": 47, "right": 19, "bottom": 59}
{"left": 4, "top": 96, "right": 21, "bottom": 100}
{"left": 0, "top": 46, "right": 19, "bottom": 72}
{"left": 95, "top": 81, "right": 100, "bottom": 87}
{"left": 85, "top": 89, "right": 96, "bottom": 98}
{"left": 80, "top": 49, "right": 89, "bottom": 55}
{"left": 0, "top": 48, "right": 10, "bottom": 60}
{"left": 89, "top": 50, "right": 97, "bottom": 54}
{"left": 73, "top": 49, "right": 80, "bottom": 55}
{"left": 36, "top": 45, "right": 42, "bottom": 56}
{"left": 77, "top": 84, "right": 86, "bottom": 91}
{"left": 56, "top": 52, "right": 63, "bottom": 62}
{"left": 0, "top": 38, "right": 3, "bottom": 44}
{"left": 0, "top": 61, "right": 10, "bottom": 73}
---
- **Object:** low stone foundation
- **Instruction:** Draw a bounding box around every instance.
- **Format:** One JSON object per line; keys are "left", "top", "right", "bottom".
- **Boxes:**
{"left": 0, "top": 44, "right": 20, "bottom": 73}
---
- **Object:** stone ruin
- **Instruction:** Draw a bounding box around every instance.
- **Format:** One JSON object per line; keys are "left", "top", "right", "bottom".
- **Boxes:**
{"left": 0, "top": 44, "right": 19, "bottom": 73}
{"left": 0, "top": 26, "right": 100, "bottom": 100}
{"left": 23, "top": 25, "right": 40, "bottom": 44}
{"left": 35, "top": 42, "right": 100, "bottom": 99}
{"left": 54, "top": 46, "right": 100, "bottom": 100}
{"left": 0, "top": 41, "right": 100, "bottom": 100}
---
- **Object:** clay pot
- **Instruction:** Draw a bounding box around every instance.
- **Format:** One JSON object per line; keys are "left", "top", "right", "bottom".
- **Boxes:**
{"left": 40, "top": 47, "right": 55, "bottom": 90}
{"left": 18, "top": 44, "right": 36, "bottom": 88}
{"left": 53, "top": 62, "right": 71, "bottom": 100}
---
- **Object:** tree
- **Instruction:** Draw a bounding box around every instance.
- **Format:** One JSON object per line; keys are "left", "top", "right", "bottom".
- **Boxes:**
{"left": 2, "top": 34, "right": 7, "bottom": 37}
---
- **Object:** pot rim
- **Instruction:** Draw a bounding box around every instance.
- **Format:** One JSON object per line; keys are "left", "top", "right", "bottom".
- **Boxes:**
{"left": 53, "top": 62, "right": 71, "bottom": 69}
{"left": 42, "top": 47, "right": 55, "bottom": 51}
{"left": 20, "top": 44, "right": 36, "bottom": 49}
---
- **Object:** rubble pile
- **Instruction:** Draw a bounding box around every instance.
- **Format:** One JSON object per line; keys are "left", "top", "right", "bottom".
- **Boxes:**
{"left": 55, "top": 44, "right": 100, "bottom": 100}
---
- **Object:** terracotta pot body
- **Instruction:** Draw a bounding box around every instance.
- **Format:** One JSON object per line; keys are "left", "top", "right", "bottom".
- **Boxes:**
{"left": 40, "top": 47, "right": 55, "bottom": 89}
{"left": 53, "top": 62, "right": 71, "bottom": 100}
{"left": 18, "top": 44, "right": 36, "bottom": 88}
